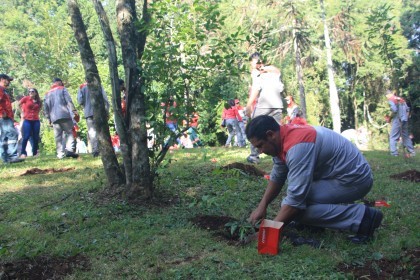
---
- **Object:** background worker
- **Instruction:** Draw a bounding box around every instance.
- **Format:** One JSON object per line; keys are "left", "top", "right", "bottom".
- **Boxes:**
{"left": 245, "top": 52, "right": 284, "bottom": 163}
{"left": 0, "top": 74, "right": 24, "bottom": 163}
{"left": 44, "top": 78, "right": 79, "bottom": 159}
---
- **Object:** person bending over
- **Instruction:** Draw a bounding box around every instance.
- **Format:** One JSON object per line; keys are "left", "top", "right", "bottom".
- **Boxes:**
{"left": 246, "top": 115, "right": 383, "bottom": 243}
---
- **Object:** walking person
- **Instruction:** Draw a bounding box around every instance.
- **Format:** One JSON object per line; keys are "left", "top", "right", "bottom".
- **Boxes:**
{"left": 246, "top": 115, "right": 383, "bottom": 244}
{"left": 77, "top": 79, "right": 110, "bottom": 157}
{"left": 245, "top": 52, "right": 285, "bottom": 163}
{"left": 385, "top": 90, "right": 415, "bottom": 157}
{"left": 222, "top": 99, "right": 244, "bottom": 147}
{"left": 19, "top": 88, "right": 42, "bottom": 158}
{"left": 0, "top": 74, "right": 24, "bottom": 163}
{"left": 43, "top": 78, "right": 79, "bottom": 159}
{"left": 235, "top": 99, "right": 247, "bottom": 147}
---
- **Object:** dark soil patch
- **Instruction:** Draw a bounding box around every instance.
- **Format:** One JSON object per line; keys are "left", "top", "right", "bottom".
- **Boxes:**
{"left": 390, "top": 169, "right": 420, "bottom": 183}
{"left": 0, "top": 254, "right": 90, "bottom": 279}
{"left": 222, "top": 162, "right": 266, "bottom": 177}
{"left": 20, "top": 167, "right": 75, "bottom": 176}
{"left": 337, "top": 247, "right": 419, "bottom": 279}
{"left": 190, "top": 215, "right": 256, "bottom": 245}
{"left": 191, "top": 215, "right": 236, "bottom": 231}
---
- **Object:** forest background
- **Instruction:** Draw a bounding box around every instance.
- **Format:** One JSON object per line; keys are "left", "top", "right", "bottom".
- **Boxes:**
{"left": 0, "top": 0, "right": 419, "bottom": 150}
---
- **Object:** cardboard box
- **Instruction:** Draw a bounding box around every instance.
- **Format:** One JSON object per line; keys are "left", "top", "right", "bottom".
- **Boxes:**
{"left": 258, "top": 219, "right": 284, "bottom": 255}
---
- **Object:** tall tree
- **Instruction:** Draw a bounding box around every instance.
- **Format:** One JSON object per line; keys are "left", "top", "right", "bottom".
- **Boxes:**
{"left": 67, "top": 0, "right": 124, "bottom": 187}
{"left": 279, "top": 0, "right": 312, "bottom": 118}
{"left": 320, "top": 0, "right": 341, "bottom": 133}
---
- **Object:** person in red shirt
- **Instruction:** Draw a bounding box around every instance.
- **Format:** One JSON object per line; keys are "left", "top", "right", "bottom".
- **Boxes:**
{"left": 221, "top": 99, "right": 244, "bottom": 147}
{"left": 0, "top": 73, "right": 24, "bottom": 163}
{"left": 235, "top": 99, "right": 247, "bottom": 147}
{"left": 19, "top": 88, "right": 42, "bottom": 157}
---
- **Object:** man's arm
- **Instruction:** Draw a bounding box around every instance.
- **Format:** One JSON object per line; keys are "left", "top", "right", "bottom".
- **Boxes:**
{"left": 245, "top": 87, "right": 259, "bottom": 117}
{"left": 249, "top": 180, "right": 283, "bottom": 224}
{"left": 76, "top": 87, "right": 84, "bottom": 106}
{"left": 43, "top": 97, "right": 51, "bottom": 124}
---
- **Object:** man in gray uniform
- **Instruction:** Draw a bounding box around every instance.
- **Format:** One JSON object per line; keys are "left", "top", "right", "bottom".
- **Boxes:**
{"left": 245, "top": 52, "right": 284, "bottom": 164}
{"left": 44, "top": 78, "right": 79, "bottom": 159}
{"left": 385, "top": 90, "right": 415, "bottom": 157}
{"left": 77, "top": 79, "right": 109, "bottom": 157}
{"left": 246, "top": 115, "right": 383, "bottom": 243}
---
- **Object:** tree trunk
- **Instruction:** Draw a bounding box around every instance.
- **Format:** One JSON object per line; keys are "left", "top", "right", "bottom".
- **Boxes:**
{"left": 67, "top": 0, "right": 124, "bottom": 186}
{"left": 320, "top": 0, "right": 341, "bottom": 133}
{"left": 92, "top": 0, "right": 132, "bottom": 185}
{"left": 117, "top": 0, "right": 153, "bottom": 199}
{"left": 292, "top": 22, "right": 307, "bottom": 118}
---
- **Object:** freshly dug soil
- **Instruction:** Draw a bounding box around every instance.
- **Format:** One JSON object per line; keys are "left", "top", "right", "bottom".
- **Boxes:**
{"left": 221, "top": 162, "right": 266, "bottom": 177}
{"left": 0, "top": 254, "right": 90, "bottom": 279}
{"left": 190, "top": 215, "right": 256, "bottom": 244}
{"left": 20, "top": 167, "right": 75, "bottom": 176}
{"left": 190, "top": 215, "right": 236, "bottom": 231}
{"left": 337, "top": 247, "right": 419, "bottom": 279}
{"left": 390, "top": 169, "right": 420, "bottom": 183}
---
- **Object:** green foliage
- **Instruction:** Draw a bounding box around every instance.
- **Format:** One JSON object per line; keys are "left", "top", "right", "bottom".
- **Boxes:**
{"left": 225, "top": 219, "right": 256, "bottom": 242}
{"left": 39, "top": 122, "right": 57, "bottom": 155}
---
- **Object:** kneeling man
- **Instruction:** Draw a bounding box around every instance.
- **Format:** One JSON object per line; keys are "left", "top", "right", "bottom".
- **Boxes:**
{"left": 246, "top": 115, "right": 382, "bottom": 243}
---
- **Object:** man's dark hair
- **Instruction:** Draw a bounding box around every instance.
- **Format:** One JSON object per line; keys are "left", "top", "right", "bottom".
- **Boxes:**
{"left": 246, "top": 115, "right": 280, "bottom": 140}
{"left": 228, "top": 99, "right": 235, "bottom": 107}
{"left": 249, "top": 52, "right": 264, "bottom": 64}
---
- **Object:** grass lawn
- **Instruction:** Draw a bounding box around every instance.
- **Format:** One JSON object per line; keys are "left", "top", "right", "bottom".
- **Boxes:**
{"left": 0, "top": 146, "right": 419, "bottom": 279}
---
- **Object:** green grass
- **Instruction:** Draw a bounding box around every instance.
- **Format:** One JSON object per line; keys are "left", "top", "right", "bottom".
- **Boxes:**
{"left": 0, "top": 147, "right": 419, "bottom": 279}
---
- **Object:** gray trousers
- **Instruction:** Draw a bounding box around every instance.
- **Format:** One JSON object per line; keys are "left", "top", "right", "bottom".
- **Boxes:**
{"left": 53, "top": 118, "right": 74, "bottom": 158}
{"left": 295, "top": 176, "right": 373, "bottom": 233}
{"left": 249, "top": 108, "right": 282, "bottom": 159}
{"left": 389, "top": 118, "right": 414, "bottom": 155}
{"left": 86, "top": 117, "right": 99, "bottom": 153}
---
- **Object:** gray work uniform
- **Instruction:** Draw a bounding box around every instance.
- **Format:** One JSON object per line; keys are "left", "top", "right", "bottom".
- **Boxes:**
{"left": 270, "top": 125, "right": 373, "bottom": 233}
{"left": 387, "top": 96, "right": 415, "bottom": 156}
{"left": 44, "top": 85, "right": 77, "bottom": 158}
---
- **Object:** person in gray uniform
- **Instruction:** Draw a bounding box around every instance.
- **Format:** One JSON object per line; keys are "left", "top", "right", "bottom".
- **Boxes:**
{"left": 245, "top": 52, "right": 284, "bottom": 164}
{"left": 77, "top": 79, "right": 109, "bottom": 157}
{"left": 44, "top": 78, "right": 79, "bottom": 159}
{"left": 246, "top": 115, "right": 383, "bottom": 243}
{"left": 385, "top": 90, "right": 415, "bottom": 157}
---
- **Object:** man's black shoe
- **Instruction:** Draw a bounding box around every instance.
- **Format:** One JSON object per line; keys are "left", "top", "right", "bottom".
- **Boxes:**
{"left": 92, "top": 151, "right": 100, "bottom": 157}
{"left": 350, "top": 206, "right": 383, "bottom": 244}
{"left": 65, "top": 151, "right": 79, "bottom": 158}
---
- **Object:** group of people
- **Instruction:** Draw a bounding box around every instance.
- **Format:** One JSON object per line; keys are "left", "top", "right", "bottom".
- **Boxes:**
{"left": 221, "top": 99, "right": 246, "bottom": 147}
{"left": 230, "top": 52, "right": 414, "bottom": 244}
{"left": 241, "top": 53, "right": 383, "bottom": 244}
{"left": 2, "top": 48, "right": 416, "bottom": 246}
{"left": 0, "top": 74, "right": 110, "bottom": 163}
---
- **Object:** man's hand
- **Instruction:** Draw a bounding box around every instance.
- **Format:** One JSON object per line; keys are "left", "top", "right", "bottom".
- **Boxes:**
{"left": 245, "top": 106, "right": 252, "bottom": 118}
{"left": 249, "top": 204, "right": 267, "bottom": 225}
